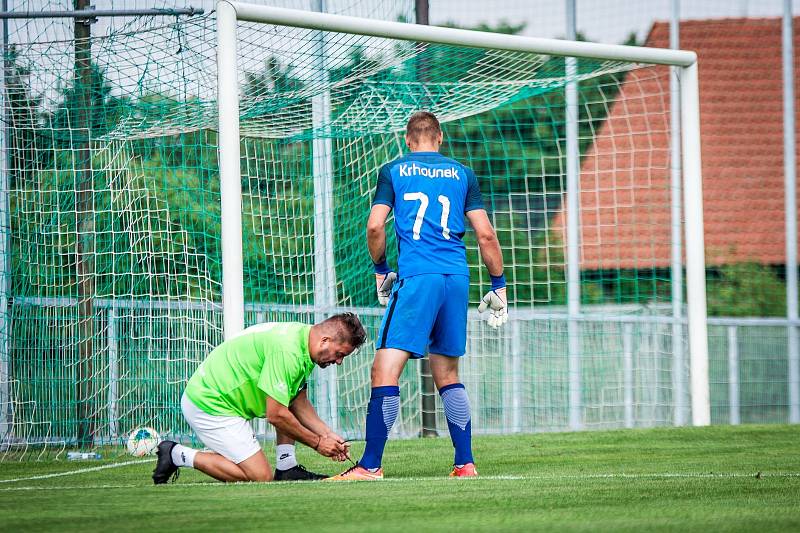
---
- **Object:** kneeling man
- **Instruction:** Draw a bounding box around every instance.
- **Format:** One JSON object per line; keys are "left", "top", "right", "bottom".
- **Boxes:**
{"left": 152, "top": 313, "right": 366, "bottom": 484}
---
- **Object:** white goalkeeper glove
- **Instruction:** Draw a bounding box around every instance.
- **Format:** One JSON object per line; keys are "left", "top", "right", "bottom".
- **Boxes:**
{"left": 478, "top": 286, "right": 508, "bottom": 329}
{"left": 375, "top": 271, "right": 397, "bottom": 306}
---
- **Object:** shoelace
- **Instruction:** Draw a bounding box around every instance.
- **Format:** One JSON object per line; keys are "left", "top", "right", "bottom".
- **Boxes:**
{"left": 339, "top": 463, "right": 361, "bottom": 476}
{"left": 342, "top": 439, "right": 359, "bottom": 468}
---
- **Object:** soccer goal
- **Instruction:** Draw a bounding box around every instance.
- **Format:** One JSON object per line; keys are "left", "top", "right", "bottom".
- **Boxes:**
{"left": 0, "top": 2, "right": 711, "bottom": 461}
{"left": 214, "top": 2, "right": 709, "bottom": 437}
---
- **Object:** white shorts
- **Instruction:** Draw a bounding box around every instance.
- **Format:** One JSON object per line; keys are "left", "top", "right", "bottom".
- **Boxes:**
{"left": 181, "top": 394, "right": 262, "bottom": 464}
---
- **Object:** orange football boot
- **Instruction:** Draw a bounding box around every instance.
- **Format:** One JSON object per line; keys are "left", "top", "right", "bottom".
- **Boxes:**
{"left": 449, "top": 463, "right": 478, "bottom": 477}
{"left": 324, "top": 464, "right": 384, "bottom": 481}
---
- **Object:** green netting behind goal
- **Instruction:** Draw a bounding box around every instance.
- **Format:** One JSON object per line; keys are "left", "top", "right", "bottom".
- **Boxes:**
{"left": 0, "top": 10, "right": 736, "bottom": 460}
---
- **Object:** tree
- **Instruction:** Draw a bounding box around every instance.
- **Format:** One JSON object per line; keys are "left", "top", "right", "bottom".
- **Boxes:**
{"left": 4, "top": 46, "right": 49, "bottom": 185}
{"left": 706, "top": 263, "right": 787, "bottom": 317}
{"left": 243, "top": 55, "right": 304, "bottom": 98}
{"left": 45, "top": 61, "right": 129, "bottom": 151}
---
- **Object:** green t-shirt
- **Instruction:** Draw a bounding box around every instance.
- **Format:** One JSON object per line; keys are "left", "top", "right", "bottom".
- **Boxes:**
{"left": 185, "top": 322, "right": 314, "bottom": 419}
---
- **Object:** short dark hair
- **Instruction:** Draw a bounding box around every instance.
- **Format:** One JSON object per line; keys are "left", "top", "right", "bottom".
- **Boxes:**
{"left": 321, "top": 312, "right": 367, "bottom": 350}
{"left": 406, "top": 111, "right": 441, "bottom": 144}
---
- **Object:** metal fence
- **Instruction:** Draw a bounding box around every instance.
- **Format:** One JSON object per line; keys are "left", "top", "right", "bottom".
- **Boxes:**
{"left": 5, "top": 298, "right": 796, "bottom": 448}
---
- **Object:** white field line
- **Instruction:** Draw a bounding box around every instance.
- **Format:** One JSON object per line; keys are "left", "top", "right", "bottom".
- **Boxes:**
{"left": 0, "top": 459, "right": 152, "bottom": 484}
{"left": 1, "top": 472, "right": 799, "bottom": 491}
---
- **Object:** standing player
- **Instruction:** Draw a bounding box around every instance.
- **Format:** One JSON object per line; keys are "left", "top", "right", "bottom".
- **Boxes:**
{"left": 152, "top": 313, "right": 366, "bottom": 484}
{"left": 327, "top": 111, "right": 507, "bottom": 481}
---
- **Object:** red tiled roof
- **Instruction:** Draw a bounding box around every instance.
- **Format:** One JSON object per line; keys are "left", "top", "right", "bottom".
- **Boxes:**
{"left": 561, "top": 17, "right": 799, "bottom": 270}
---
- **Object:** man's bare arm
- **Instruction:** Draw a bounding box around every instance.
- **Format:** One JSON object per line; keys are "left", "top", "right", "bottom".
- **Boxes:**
{"left": 466, "top": 209, "right": 503, "bottom": 275}
{"left": 266, "top": 396, "right": 344, "bottom": 457}
{"left": 467, "top": 208, "right": 508, "bottom": 328}
{"left": 289, "top": 389, "right": 333, "bottom": 436}
{"left": 366, "top": 204, "right": 392, "bottom": 264}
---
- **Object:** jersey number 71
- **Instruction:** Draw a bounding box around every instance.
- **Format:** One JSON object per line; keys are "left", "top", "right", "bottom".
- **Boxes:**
{"left": 403, "top": 192, "right": 451, "bottom": 240}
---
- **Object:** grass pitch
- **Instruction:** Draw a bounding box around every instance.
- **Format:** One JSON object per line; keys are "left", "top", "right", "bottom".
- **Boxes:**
{"left": 1, "top": 425, "right": 799, "bottom": 532}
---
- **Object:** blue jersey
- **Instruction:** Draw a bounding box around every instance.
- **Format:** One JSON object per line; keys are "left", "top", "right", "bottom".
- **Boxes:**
{"left": 372, "top": 151, "right": 484, "bottom": 278}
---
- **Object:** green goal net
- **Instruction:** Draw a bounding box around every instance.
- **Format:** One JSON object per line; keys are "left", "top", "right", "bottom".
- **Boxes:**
{"left": 1, "top": 9, "right": 695, "bottom": 460}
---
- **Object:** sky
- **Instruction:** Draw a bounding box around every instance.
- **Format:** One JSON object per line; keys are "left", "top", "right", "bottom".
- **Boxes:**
{"left": 2, "top": 0, "right": 798, "bottom": 108}
{"left": 4, "top": 1, "right": 800, "bottom": 46}
{"left": 432, "top": 0, "right": 799, "bottom": 44}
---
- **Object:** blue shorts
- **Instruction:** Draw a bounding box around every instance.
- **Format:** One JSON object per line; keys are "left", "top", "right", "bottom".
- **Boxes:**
{"left": 376, "top": 273, "right": 469, "bottom": 358}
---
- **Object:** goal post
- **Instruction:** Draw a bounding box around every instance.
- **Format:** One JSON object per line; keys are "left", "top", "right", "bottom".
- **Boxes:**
{"left": 680, "top": 62, "right": 710, "bottom": 427}
{"left": 217, "top": 3, "right": 245, "bottom": 340}
{"left": 0, "top": 2, "right": 720, "bottom": 460}
{"left": 215, "top": 2, "right": 710, "bottom": 427}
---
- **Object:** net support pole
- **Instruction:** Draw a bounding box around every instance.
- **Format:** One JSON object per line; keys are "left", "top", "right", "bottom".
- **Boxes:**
{"left": 727, "top": 325, "right": 740, "bottom": 425}
{"left": 107, "top": 307, "right": 119, "bottom": 438}
{"left": 311, "top": 0, "right": 338, "bottom": 431}
{"left": 254, "top": 311, "right": 268, "bottom": 441}
{"left": 217, "top": 1, "right": 245, "bottom": 340}
{"left": 0, "top": 7, "right": 204, "bottom": 19}
{"left": 783, "top": 0, "right": 800, "bottom": 424}
{"left": 565, "top": 0, "right": 582, "bottom": 431}
{"left": 75, "top": 0, "right": 96, "bottom": 447}
{"left": 510, "top": 318, "right": 522, "bottom": 432}
{"left": 623, "top": 323, "right": 634, "bottom": 428}
{"left": 416, "top": 0, "right": 438, "bottom": 438}
{"left": 0, "top": 0, "right": 9, "bottom": 442}
{"left": 680, "top": 62, "right": 710, "bottom": 426}
{"left": 669, "top": 0, "right": 686, "bottom": 427}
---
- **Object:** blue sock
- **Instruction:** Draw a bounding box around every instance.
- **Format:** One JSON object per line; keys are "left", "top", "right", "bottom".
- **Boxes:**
{"left": 439, "top": 383, "right": 474, "bottom": 466}
{"left": 359, "top": 385, "right": 400, "bottom": 469}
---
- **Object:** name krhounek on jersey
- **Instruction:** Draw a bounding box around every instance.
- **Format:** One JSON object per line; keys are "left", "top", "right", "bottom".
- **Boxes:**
{"left": 397, "top": 161, "right": 462, "bottom": 179}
